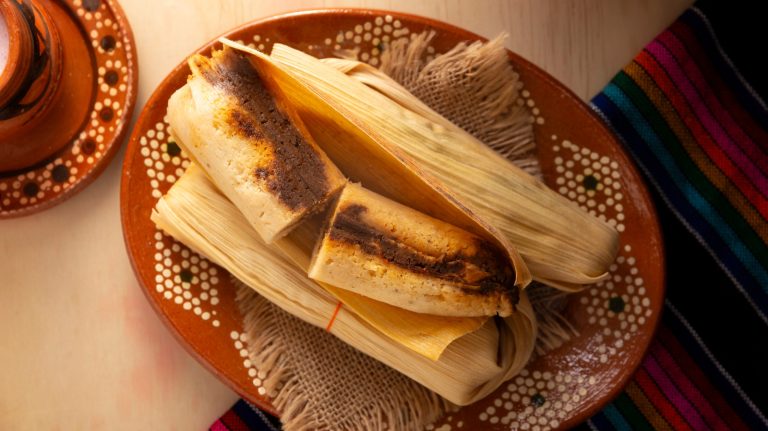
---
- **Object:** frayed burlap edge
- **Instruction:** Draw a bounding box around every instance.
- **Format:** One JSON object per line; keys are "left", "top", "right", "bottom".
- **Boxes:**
{"left": 237, "top": 284, "right": 454, "bottom": 431}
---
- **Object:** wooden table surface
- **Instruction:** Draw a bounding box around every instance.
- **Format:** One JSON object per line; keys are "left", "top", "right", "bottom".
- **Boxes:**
{"left": 0, "top": 0, "right": 689, "bottom": 429}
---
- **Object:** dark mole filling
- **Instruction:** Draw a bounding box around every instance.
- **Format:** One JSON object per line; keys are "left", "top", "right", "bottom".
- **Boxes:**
{"left": 329, "top": 204, "right": 519, "bottom": 305}
{"left": 199, "top": 49, "right": 330, "bottom": 211}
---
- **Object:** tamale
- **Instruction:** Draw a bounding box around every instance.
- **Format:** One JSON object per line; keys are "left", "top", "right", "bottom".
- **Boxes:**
{"left": 151, "top": 165, "right": 537, "bottom": 405}
{"left": 264, "top": 43, "right": 620, "bottom": 291}
{"left": 309, "top": 183, "right": 518, "bottom": 317}
{"left": 167, "top": 47, "right": 346, "bottom": 243}
{"left": 218, "top": 39, "right": 532, "bottom": 292}
{"left": 158, "top": 43, "right": 537, "bottom": 379}
{"left": 163, "top": 44, "right": 534, "bottom": 359}
{"left": 272, "top": 202, "right": 489, "bottom": 360}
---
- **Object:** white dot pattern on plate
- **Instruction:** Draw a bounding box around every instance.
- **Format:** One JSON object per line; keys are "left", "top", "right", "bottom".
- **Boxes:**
{"left": 521, "top": 89, "right": 545, "bottom": 125}
{"left": 229, "top": 330, "right": 280, "bottom": 398}
{"left": 0, "top": 0, "right": 136, "bottom": 216}
{"left": 466, "top": 263, "right": 651, "bottom": 430}
{"left": 468, "top": 370, "right": 596, "bottom": 430}
{"left": 235, "top": 16, "right": 414, "bottom": 67}
{"left": 231, "top": 34, "right": 271, "bottom": 52}
{"left": 140, "top": 120, "right": 221, "bottom": 327}
{"left": 552, "top": 137, "right": 625, "bottom": 232}
{"left": 582, "top": 244, "right": 652, "bottom": 341}
{"left": 311, "top": 15, "right": 411, "bottom": 65}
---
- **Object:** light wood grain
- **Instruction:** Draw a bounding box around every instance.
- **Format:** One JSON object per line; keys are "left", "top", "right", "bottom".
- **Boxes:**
{"left": 0, "top": 0, "right": 690, "bottom": 429}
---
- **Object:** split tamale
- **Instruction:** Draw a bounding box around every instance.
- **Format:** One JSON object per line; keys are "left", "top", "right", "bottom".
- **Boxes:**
{"left": 309, "top": 183, "right": 518, "bottom": 317}
{"left": 167, "top": 47, "right": 346, "bottom": 243}
{"left": 162, "top": 43, "right": 532, "bottom": 355}
{"left": 218, "top": 38, "right": 532, "bottom": 293}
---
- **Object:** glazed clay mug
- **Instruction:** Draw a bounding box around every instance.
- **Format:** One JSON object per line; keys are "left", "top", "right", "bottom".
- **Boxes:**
{"left": 0, "top": 0, "right": 93, "bottom": 172}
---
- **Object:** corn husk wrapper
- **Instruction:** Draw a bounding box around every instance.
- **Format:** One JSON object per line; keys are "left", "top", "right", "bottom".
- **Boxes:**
{"left": 152, "top": 164, "right": 536, "bottom": 405}
{"left": 265, "top": 43, "right": 620, "bottom": 291}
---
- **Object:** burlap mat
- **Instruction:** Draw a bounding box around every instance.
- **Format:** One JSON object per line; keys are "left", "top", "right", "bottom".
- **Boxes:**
{"left": 237, "top": 33, "right": 557, "bottom": 431}
{"left": 238, "top": 287, "right": 451, "bottom": 430}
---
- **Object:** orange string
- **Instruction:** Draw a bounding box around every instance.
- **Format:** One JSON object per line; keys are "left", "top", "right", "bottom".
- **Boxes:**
{"left": 325, "top": 301, "right": 343, "bottom": 332}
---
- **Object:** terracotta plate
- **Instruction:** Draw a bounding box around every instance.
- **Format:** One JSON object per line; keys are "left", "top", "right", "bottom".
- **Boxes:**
{"left": 0, "top": 0, "right": 138, "bottom": 218}
{"left": 121, "top": 10, "right": 663, "bottom": 430}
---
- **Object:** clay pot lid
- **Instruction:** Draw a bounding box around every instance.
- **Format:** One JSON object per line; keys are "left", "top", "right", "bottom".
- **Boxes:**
{"left": 0, "top": 0, "right": 138, "bottom": 218}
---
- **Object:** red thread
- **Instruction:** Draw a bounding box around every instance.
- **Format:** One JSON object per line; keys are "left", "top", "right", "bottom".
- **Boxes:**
{"left": 325, "top": 301, "right": 343, "bottom": 332}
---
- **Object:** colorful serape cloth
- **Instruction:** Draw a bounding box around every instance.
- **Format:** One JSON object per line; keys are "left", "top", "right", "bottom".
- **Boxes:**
{"left": 583, "top": 0, "right": 768, "bottom": 429}
{"left": 212, "top": 0, "right": 767, "bottom": 429}
{"left": 210, "top": 399, "right": 281, "bottom": 431}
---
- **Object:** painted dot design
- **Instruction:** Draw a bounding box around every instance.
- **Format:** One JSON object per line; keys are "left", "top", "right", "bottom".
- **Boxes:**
{"left": 315, "top": 15, "right": 413, "bottom": 66}
{"left": 81, "top": 0, "right": 99, "bottom": 12}
{"left": 235, "top": 15, "right": 413, "bottom": 68}
{"left": 229, "top": 330, "right": 279, "bottom": 398}
{"left": 232, "top": 33, "right": 272, "bottom": 52}
{"left": 582, "top": 244, "right": 653, "bottom": 340}
{"left": 520, "top": 89, "right": 545, "bottom": 125}
{"left": 98, "top": 59, "right": 129, "bottom": 98}
{"left": 229, "top": 328, "right": 284, "bottom": 399}
{"left": 140, "top": 120, "right": 221, "bottom": 328}
{"left": 552, "top": 137, "right": 625, "bottom": 232}
{"left": 465, "top": 272, "right": 651, "bottom": 431}
{"left": 0, "top": 0, "right": 135, "bottom": 216}
{"left": 467, "top": 369, "right": 601, "bottom": 430}
{"left": 139, "top": 120, "right": 190, "bottom": 200}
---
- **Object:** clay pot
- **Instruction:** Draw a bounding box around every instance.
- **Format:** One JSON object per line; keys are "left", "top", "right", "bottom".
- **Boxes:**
{"left": 0, "top": 0, "right": 92, "bottom": 172}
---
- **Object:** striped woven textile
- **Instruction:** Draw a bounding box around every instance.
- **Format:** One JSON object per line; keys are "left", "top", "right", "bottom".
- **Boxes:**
{"left": 210, "top": 399, "right": 281, "bottom": 431}
{"left": 212, "top": 1, "right": 768, "bottom": 429}
{"left": 584, "top": 0, "right": 768, "bottom": 429}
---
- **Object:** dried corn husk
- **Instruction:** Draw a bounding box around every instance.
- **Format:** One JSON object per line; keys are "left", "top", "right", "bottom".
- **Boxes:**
{"left": 264, "top": 42, "right": 619, "bottom": 291}
{"left": 152, "top": 164, "right": 536, "bottom": 405}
